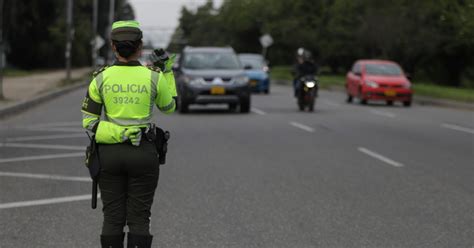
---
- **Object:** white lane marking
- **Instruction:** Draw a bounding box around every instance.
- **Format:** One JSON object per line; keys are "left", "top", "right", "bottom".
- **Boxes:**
{"left": 290, "top": 121, "right": 315, "bottom": 133}
{"left": 5, "top": 134, "right": 86, "bottom": 142}
{"left": 441, "top": 123, "right": 474, "bottom": 135}
{"left": 358, "top": 147, "right": 404, "bottom": 167}
{"left": 0, "top": 152, "right": 84, "bottom": 164}
{"left": 0, "top": 171, "right": 90, "bottom": 182}
{"left": 251, "top": 108, "right": 267, "bottom": 115}
{"left": 0, "top": 194, "right": 100, "bottom": 210}
{"left": 0, "top": 143, "right": 85, "bottom": 151}
{"left": 320, "top": 100, "right": 341, "bottom": 107}
{"left": 370, "top": 109, "right": 396, "bottom": 118}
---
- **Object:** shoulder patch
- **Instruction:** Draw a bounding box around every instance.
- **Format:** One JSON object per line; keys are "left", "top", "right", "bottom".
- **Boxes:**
{"left": 146, "top": 65, "right": 162, "bottom": 73}
{"left": 92, "top": 65, "right": 110, "bottom": 78}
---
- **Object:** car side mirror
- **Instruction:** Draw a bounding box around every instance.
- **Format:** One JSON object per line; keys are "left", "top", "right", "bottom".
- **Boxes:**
{"left": 244, "top": 65, "right": 252, "bottom": 70}
{"left": 354, "top": 71, "right": 362, "bottom": 76}
{"left": 405, "top": 73, "right": 412, "bottom": 80}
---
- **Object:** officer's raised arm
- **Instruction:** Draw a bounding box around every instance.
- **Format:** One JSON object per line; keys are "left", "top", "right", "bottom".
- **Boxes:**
{"left": 150, "top": 49, "right": 178, "bottom": 99}
{"left": 155, "top": 71, "right": 176, "bottom": 114}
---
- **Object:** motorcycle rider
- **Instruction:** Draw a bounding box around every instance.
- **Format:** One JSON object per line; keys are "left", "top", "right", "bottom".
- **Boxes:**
{"left": 293, "top": 48, "right": 318, "bottom": 97}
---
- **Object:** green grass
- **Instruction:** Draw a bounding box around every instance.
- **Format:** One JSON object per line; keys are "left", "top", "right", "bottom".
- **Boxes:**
{"left": 3, "top": 68, "right": 52, "bottom": 77}
{"left": 319, "top": 74, "right": 345, "bottom": 88}
{"left": 3, "top": 69, "right": 33, "bottom": 77}
{"left": 412, "top": 83, "right": 474, "bottom": 102}
{"left": 270, "top": 65, "right": 345, "bottom": 89}
{"left": 270, "top": 65, "right": 474, "bottom": 102}
{"left": 270, "top": 66, "right": 293, "bottom": 81}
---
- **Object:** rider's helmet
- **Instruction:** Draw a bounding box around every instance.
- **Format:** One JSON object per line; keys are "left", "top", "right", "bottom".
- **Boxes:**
{"left": 297, "top": 47, "right": 305, "bottom": 57}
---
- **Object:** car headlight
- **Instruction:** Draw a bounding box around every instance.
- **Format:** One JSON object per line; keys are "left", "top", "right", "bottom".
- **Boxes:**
{"left": 234, "top": 76, "right": 249, "bottom": 85}
{"left": 305, "top": 81, "right": 316, "bottom": 88}
{"left": 365, "top": 80, "right": 379, "bottom": 88}
{"left": 189, "top": 77, "right": 206, "bottom": 86}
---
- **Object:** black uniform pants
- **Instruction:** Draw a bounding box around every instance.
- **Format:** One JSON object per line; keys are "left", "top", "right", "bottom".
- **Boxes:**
{"left": 98, "top": 139, "right": 160, "bottom": 236}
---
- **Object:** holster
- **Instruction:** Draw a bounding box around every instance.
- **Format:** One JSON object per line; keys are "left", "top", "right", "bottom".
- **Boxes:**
{"left": 85, "top": 132, "right": 100, "bottom": 209}
{"left": 145, "top": 124, "right": 170, "bottom": 165}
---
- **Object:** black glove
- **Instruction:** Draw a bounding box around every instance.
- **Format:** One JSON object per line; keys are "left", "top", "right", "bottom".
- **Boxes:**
{"left": 150, "top": 49, "right": 169, "bottom": 71}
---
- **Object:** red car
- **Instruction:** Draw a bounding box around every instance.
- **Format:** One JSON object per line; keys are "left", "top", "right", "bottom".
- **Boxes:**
{"left": 346, "top": 60, "right": 413, "bottom": 106}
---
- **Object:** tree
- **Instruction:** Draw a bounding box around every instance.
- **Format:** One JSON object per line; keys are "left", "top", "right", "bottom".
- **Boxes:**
{"left": 3, "top": 0, "right": 134, "bottom": 69}
{"left": 168, "top": 0, "right": 474, "bottom": 86}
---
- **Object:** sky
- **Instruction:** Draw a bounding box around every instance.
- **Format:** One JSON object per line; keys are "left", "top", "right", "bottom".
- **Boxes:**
{"left": 128, "top": 0, "right": 224, "bottom": 48}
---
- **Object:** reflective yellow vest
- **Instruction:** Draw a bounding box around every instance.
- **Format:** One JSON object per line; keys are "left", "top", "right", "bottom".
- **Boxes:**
{"left": 81, "top": 61, "right": 176, "bottom": 144}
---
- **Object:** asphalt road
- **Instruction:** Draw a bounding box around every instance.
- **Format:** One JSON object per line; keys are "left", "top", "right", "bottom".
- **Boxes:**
{"left": 0, "top": 84, "right": 473, "bottom": 247}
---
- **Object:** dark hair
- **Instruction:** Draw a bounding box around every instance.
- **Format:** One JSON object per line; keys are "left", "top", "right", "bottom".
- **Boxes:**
{"left": 112, "top": 40, "right": 142, "bottom": 59}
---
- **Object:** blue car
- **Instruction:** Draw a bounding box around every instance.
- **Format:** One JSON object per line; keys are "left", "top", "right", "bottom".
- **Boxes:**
{"left": 238, "top": 53, "right": 271, "bottom": 94}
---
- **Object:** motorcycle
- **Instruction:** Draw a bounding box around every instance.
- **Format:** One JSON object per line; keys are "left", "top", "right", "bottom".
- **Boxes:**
{"left": 296, "top": 75, "right": 318, "bottom": 112}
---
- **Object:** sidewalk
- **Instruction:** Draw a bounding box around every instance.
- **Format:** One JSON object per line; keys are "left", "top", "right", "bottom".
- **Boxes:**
{"left": 0, "top": 68, "right": 92, "bottom": 118}
{"left": 0, "top": 68, "right": 91, "bottom": 104}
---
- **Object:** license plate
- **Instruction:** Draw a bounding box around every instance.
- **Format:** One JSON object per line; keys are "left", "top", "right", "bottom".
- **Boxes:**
{"left": 385, "top": 90, "right": 397, "bottom": 97}
{"left": 250, "top": 80, "right": 258, "bottom": 86}
{"left": 211, "top": 86, "right": 225, "bottom": 95}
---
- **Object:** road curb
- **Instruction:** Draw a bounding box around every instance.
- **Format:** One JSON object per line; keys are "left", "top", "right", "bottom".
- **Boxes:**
{"left": 413, "top": 96, "right": 474, "bottom": 111}
{"left": 274, "top": 79, "right": 474, "bottom": 111}
{"left": 0, "top": 81, "right": 88, "bottom": 119}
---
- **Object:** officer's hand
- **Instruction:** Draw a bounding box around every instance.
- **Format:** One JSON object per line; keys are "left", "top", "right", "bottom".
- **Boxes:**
{"left": 149, "top": 49, "right": 168, "bottom": 70}
{"left": 128, "top": 131, "right": 142, "bottom": 146}
{"left": 121, "top": 127, "right": 142, "bottom": 146}
{"left": 164, "top": 54, "right": 177, "bottom": 72}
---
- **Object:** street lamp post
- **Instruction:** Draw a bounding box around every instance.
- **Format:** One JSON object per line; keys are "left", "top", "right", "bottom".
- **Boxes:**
{"left": 92, "top": 0, "right": 98, "bottom": 68}
{"left": 0, "top": 0, "right": 5, "bottom": 100}
{"left": 65, "top": 0, "right": 74, "bottom": 82}
{"left": 106, "top": 0, "right": 115, "bottom": 64}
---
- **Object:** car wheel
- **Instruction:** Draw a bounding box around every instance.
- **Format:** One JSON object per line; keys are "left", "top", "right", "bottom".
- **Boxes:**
{"left": 386, "top": 100, "right": 394, "bottom": 106}
{"left": 178, "top": 98, "right": 189, "bottom": 113}
{"left": 346, "top": 94, "right": 353, "bottom": 103}
{"left": 358, "top": 88, "right": 367, "bottom": 105}
{"left": 264, "top": 88, "right": 270, "bottom": 94}
{"left": 240, "top": 98, "right": 250, "bottom": 113}
{"left": 403, "top": 101, "right": 412, "bottom": 107}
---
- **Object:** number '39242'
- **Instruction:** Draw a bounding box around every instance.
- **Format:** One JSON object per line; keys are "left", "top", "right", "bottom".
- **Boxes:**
{"left": 112, "top": 97, "right": 140, "bottom": 104}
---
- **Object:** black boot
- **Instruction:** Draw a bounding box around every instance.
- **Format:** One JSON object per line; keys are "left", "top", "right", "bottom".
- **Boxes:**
{"left": 101, "top": 233, "right": 125, "bottom": 248}
{"left": 127, "top": 233, "right": 153, "bottom": 248}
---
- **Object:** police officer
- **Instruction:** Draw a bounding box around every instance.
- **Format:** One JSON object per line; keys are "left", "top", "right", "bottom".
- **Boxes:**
{"left": 81, "top": 20, "right": 176, "bottom": 248}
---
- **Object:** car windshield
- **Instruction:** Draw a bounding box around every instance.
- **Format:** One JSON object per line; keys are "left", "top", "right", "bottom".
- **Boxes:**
{"left": 239, "top": 56, "right": 264, "bottom": 70}
{"left": 365, "top": 64, "right": 403, "bottom": 76}
{"left": 183, "top": 52, "right": 241, "bottom": 70}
